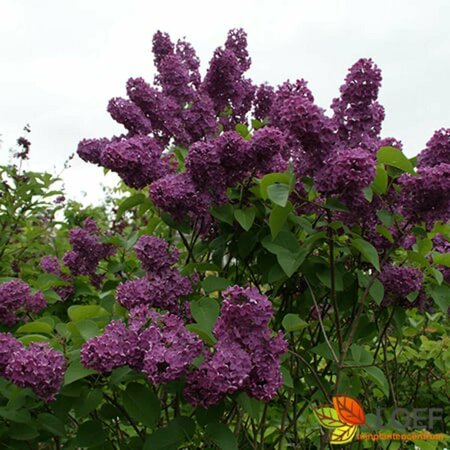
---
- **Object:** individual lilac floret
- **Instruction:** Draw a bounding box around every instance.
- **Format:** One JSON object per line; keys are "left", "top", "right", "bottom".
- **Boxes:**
{"left": 380, "top": 265, "right": 423, "bottom": 307}
{"left": 100, "top": 135, "right": 168, "bottom": 189}
{"left": 184, "top": 341, "right": 252, "bottom": 408}
{"left": 139, "top": 312, "right": 202, "bottom": 384}
{"left": 63, "top": 218, "right": 116, "bottom": 280}
{"left": 417, "top": 128, "right": 450, "bottom": 168}
{"left": 314, "top": 147, "right": 376, "bottom": 196}
{"left": 331, "top": 58, "right": 384, "bottom": 151}
{"left": 134, "top": 235, "right": 179, "bottom": 273}
{"left": 81, "top": 320, "right": 140, "bottom": 373}
{"left": 5, "top": 342, "right": 65, "bottom": 402}
{"left": 150, "top": 172, "right": 211, "bottom": 223}
{"left": 0, "top": 333, "right": 22, "bottom": 376}
{"left": 107, "top": 97, "right": 152, "bottom": 135}
{"left": 397, "top": 163, "right": 450, "bottom": 229}
{"left": 253, "top": 84, "right": 275, "bottom": 121}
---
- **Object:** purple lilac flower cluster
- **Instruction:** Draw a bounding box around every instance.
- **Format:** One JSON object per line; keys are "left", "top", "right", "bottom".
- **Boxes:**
{"left": 379, "top": 265, "right": 431, "bottom": 311}
{"left": 184, "top": 286, "right": 288, "bottom": 407}
{"left": 0, "top": 333, "right": 65, "bottom": 402}
{"left": 116, "top": 235, "right": 192, "bottom": 315}
{"left": 81, "top": 309, "right": 202, "bottom": 386}
{"left": 0, "top": 279, "right": 46, "bottom": 325}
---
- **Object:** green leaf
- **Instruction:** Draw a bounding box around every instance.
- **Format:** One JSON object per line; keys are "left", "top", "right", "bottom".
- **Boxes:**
{"left": 324, "top": 198, "right": 349, "bottom": 212}
{"left": 350, "top": 344, "right": 373, "bottom": 365}
{"left": 117, "top": 193, "right": 146, "bottom": 217}
{"left": 362, "top": 186, "right": 373, "bottom": 202}
{"left": 235, "top": 123, "right": 250, "bottom": 139}
{"left": 369, "top": 279, "right": 385, "bottom": 305}
{"left": 8, "top": 423, "right": 39, "bottom": 441}
{"left": 67, "top": 305, "right": 109, "bottom": 322}
{"left": 352, "top": 238, "right": 380, "bottom": 271}
{"left": 144, "top": 416, "right": 196, "bottom": 450}
{"left": 260, "top": 173, "right": 291, "bottom": 199}
{"left": 18, "top": 334, "right": 49, "bottom": 345}
{"left": 433, "top": 252, "right": 450, "bottom": 268}
{"left": 280, "top": 366, "right": 294, "bottom": 388}
{"left": 267, "top": 183, "right": 290, "bottom": 207}
{"left": 73, "top": 389, "right": 103, "bottom": 417}
{"left": 64, "top": 360, "right": 96, "bottom": 385}
{"left": 186, "top": 324, "right": 215, "bottom": 345}
{"left": 37, "top": 413, "right": 65, "bottom": 437}
{"left": 277, "top": 249, "right": 307, "bottom": 278}
{"left": 427, "top": 284, "right": 450, "bottom": 312}
{"left": 190, "top": 298, "right": 219, "bottom": 331}
{"left": 372, "top": 164, "right": 388, "bottom": 194}
{"left": 73, "top": 420, "right": 107, "bottom": 447}
{"left": 363, "top": 366, "right": 389, "bottom": 397}
{"left": 205, "top": 423, "right": 238, "bottom": 450}
{"left": 234, "top": 207, "right": 255, "bottom": 231}
{"left": 211, "top": 204, "right": 234, "bottom": 225}
{"left": 122, "top": 382, "right": 161, "bottom": 428}
{"left": 202, "top": 276, "right": 232, "bottom": 293}
{"left": 269, "top": 204, "right": 292, "bottom": 238}
{"left": 377, "top": 146, "right": 414, "bottom": 174}
{"left": 236, "top": 393, "right": 262, "bottom": 420}
{"left": 282, "top": 313, "right": 308, "bottom": 332}
{"left": 376, "top": 224, "right": 394, "bottom": 243}
{"left": 16, "top": 321, "right": 53, "bottom": 335}
{"left": 377, "top": 209, "right": 393, "bottom": 227}
{"left": 75, "top": 319, "right": 99, "bottom": 341}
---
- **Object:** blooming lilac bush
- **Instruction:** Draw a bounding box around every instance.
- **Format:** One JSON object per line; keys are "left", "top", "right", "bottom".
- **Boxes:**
{"left": 0, "top": 29, "right": 449, "bottom": 449}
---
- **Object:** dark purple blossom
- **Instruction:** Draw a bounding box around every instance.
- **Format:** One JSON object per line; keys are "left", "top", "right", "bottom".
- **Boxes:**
{"left": 134, "top": 235, "right": 179, "bottom": 273}
{"left": 63, "top": 218, "right": 116, "bottom": 279}
{"left": 182, "top": 93, "right": 218, "bottom": 143}
{"left": 140, "top": 312, "right": 202, "bottom": 384}
{"left": 150, "top": 172, "right": 211, "bottom": 223}
{"left": 77, "top": 138, "right": 111, "bottom": 165}
{"left": 184, "top": 341, "right": 252, "bottom": 408}
{"left": 0, "top": 333, "right": 22, "bottom": 376}
{"left": 254, "top": 84, "right": 275, "bottom": 121}
{"left": 417, "top": 128, "right": 450, "bottom": 168}
{"left": 5, "top": 342, "right": 65, "bottom": 402}
{"left": 314, "top": 147, "right": 376, "bottom": 196}
{"left": 380, "top": 265, "right": 423, "bottom": 307}
{"left": 81, "top": 320, "right": 140, "bottom": 373}
{"left": 152, "top": 31, "right": 175, "bottom": 70}
{"left": 250, "top": 126, "right": 288, "bottom": 173}
{"left": 331, "top": 58, "right": 384, "bottom": 151}
{"left": 100, "top": 135, "right": 168, "bottom": 189}
{"left": 107, "top": 97, "right": 152, "bottom": 135}
{"left": 398, "top": 163, "right": 450, "bottom": 228}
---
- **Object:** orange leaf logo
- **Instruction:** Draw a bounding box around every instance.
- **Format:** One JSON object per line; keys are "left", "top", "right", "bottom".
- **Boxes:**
{"left": 333, "top": 395, "right": 366, "bottom": 426}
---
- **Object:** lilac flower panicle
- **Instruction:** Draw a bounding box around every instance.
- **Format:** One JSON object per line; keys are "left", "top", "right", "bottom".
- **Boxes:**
{"left": 100, "top": 135, "right": 168, "bottom": 189}
{"left": 152, "top": 31, "right": 175, "bottom": 69}
{"left": 77, "top": 138, "right": 110, "bottom": 165}
{"left": 184, "top": 341, "right": 252, "bottom": 408}
{"left": 134, "top": 235, "right": 179, "bottom": 273}
{"left": 81, "top": 320, "right": 140, "bottom": 373}
{"left": 225, "top": 28, "right": 251, "bottom": 71}
{"left": 156, "top": 54, "right": 194, "bottom": 103}
{"left": 5, "top": 342, "right": 65, "bottom": 402}
{"left": 254, "top": 84, "right": 275, "bottom": 121}
{"left": 25, "top": 291, "right": 47, "bottom": 314}
{"left": 176, "top": 38, "right": 201, "bottom": 87}
{"left": 150, "top": 172, "right": 211, "bottom": 223}
{"left": 40, "top": 256, "right": 61, "bottom": 275}
{"left": 398, "top": 163, "right": 450, "bottom": 228}
{"left": 314, "top": 147, "right": 376, "bottom": 196}
{"left": 380, "top": 265, "right": 423, "bottom": 308}
{"left": 417, "top": 128, "right": 450, "bottom": 168}
{"left": 250, "top": 126, "right": 287, "bottom": 173}
{"left": 181, "top": 93, "right": 218, "bottom": 143}
{"left": 107, "top": 97, "right": 152, "bottom": 135}
{"left": 331, "top": 58, "right": 384, "bottom": 150}
{"left": 139, "top": 312, "right": 202, "bottom": 384}
{"left": 0, "top": 333, "right": 23, "bottom": 376}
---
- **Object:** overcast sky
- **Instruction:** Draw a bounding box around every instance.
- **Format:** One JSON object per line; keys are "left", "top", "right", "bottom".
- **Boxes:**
{"left": 1, "top": 0, "right": 450, "bottom": 204}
